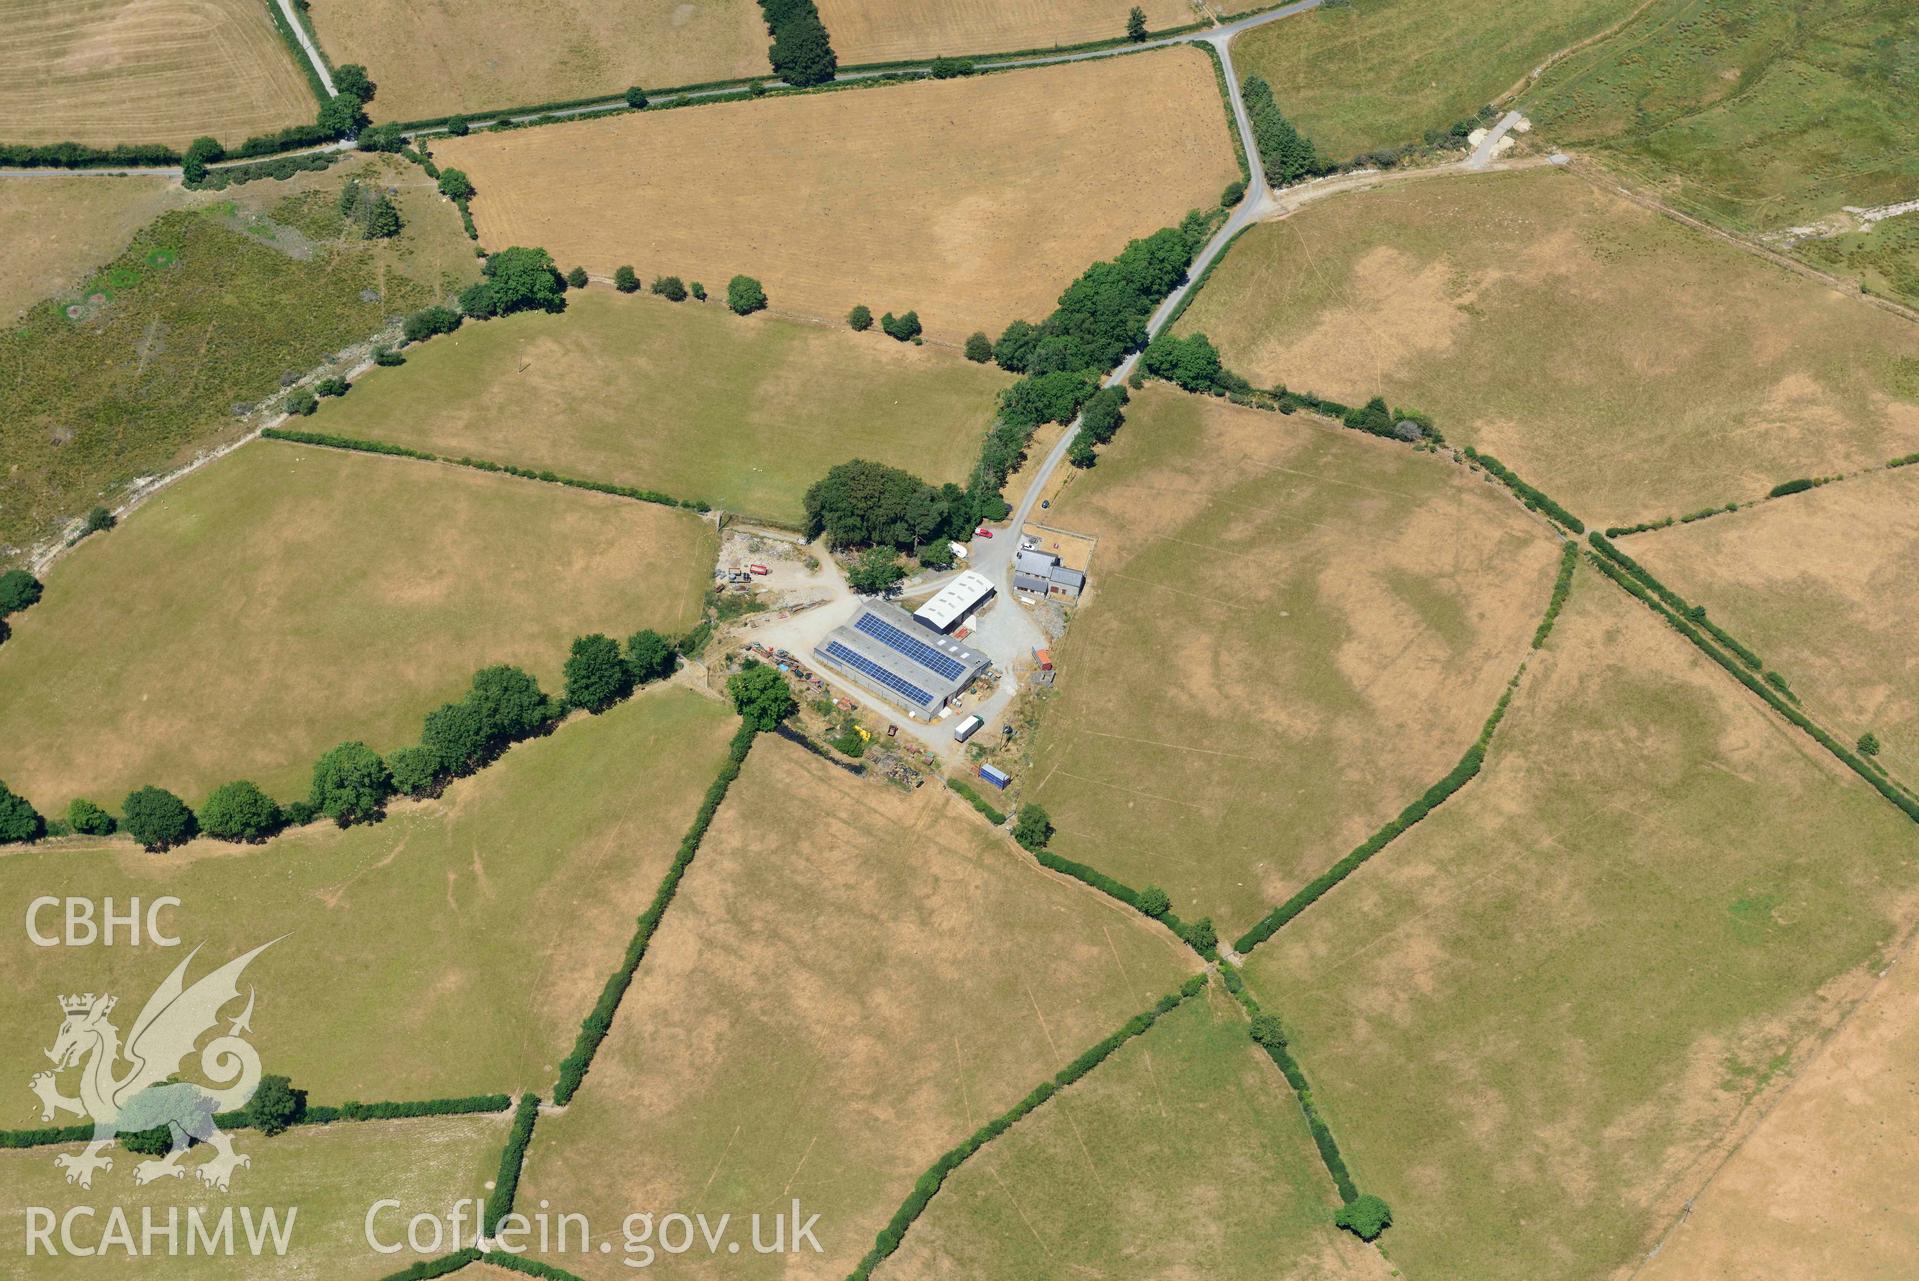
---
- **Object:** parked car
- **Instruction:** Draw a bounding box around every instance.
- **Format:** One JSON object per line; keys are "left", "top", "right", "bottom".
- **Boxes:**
{"left": 974, "top": 528, "right": 993, "bottom": 538}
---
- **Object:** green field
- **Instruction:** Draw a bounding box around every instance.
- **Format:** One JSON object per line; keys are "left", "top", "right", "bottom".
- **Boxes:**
{"left": 0, "top": 1113, "right": 508, "bottom": 1280}
{"left": 1229, "top": 0, "right": 1635, "bottom": 162}
{"left": 311, "top": 289, "right": 1009, "bottom": 525}
{"left": 0, "top": 162, "right": 477, "bottom": 560}
{"left": 1174, "top": 167, "right": 1919, "bottom": 527}
{"left": 0, "top": 440, "right": 714, "bottom": 810}
{"left": 1525, "top": 0, "right": 1919, "bottom": 303}
{"left": 1025, "top": 387, "right": 1559, "bottom": 939}
{"left": 521, "top": 734, "right": 1198, "bottom": 1279}
{"left": 882, "top": 987, "right": 1384, "bottom": 1280}
{"left": 0, "top": 685, "right": 734, "bottom": 1102}
{"left": 1240, "top": 568, "right": 1919, "bottom": 1279}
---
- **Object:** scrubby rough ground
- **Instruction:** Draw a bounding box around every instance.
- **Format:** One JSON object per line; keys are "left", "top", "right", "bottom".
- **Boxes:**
{"left": 317, "top": 289, "right": 1008, "bottom": 524}
{"left": 0, "top": 176, "right": 184, "bottom": 323}
{"left": 305, "top": 0, "right": 770, "bottom": 123}
{"left": 519, "top": 733, "right": 1198, "bottom": 1279}
{"left": 881, "top": 987, "right": 1391, "bottom": 1280}
{"left": 0, "top": 1113, "right": 507, "bottom": 1279}
{"left": 437, "top": 48, "right": 1239, "bottom": 342}
{"left": 1639, "top": 924, "right": 1919, "bottom": 1281}
{"left": 1025, "top": 387, "right": 1558, "bottom": 939}
{"left": 0, "top": 0, "right": 317, "bottom": 148}
{"left": 0, "top": 686, "right": 735, "bottom": 1100}
{"left": 1625, "top": 466, "right": 1919, "bottom": 786}
{"left": 1175, "top": 167, "right": 1919, "bottom": 528}
{"left": 815, "top": 0, "right": 1190, "bottom": 64}
{"left": 0, "top": 441, "right": 714, "bottom": 808}
{"left": 1242, "top": 569, "right": 1919, "bottom": 1280}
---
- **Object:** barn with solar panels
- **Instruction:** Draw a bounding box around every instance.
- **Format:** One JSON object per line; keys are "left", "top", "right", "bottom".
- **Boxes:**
{"left": 813, "top": 603, "right": 992, "bottom": 718}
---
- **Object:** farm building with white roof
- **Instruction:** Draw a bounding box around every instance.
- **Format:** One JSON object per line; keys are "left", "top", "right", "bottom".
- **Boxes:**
{"left": 912, "top": 570, "right": 996, "bottom": 633}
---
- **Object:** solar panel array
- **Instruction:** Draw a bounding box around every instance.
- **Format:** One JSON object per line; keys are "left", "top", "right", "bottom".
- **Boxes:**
{"left": 822, "top": 641, "right": 934, "bottom": 707}
{"left": 854, "top": 612, "right": 965, "bottom": 679}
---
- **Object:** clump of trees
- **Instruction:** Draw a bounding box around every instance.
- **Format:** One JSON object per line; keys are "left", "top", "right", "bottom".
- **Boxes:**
{"left": 727, "top": 662, "right": 796, "bottom": 731}
{"left": 334, "top": 176, "right": 403, "bottom": 240}
{"left": 846, "top": 546, "right": 905, "bottom": 595}
{"left": 804, "top": 458, "right": 969, "bottom": 553}
{"left": 0, "top": 569, "right": 43, "bottom": 617}
{"left": 880, "top": 310, "right": 920, "bottom": 342}
{"left": 0, "top": 781, "right": 44, "bottom": 844}
{"left": 757, "top": 0, "right": 837, "bottom": 86}
{"left": 727, "top": 275, "right": 767, "bottom": 315}
{"left": 1012, "top": 804, "right": 1053, "bottom": 853}
{"left": 403, "top": 305, "right": 462, "bottom": 344}
{"left": 436, "top": 168, "right": 474, "bottom": 201}
{"left": 564, "top": 634, "right": 633, "bottom": 711}
{"left": 1140, "top": 331, "right": 1235, "bottom": 393}
{"left": 199, "top": 780, "right": 283, "bottom": 843}
{"left": 122, "top": 786, "right": 196, "bottom": 852}
{"left": 460, "top": 246, "right": 567, "bottom": 318}
{"left": 1241, "top": 74, "right": 1321, "bottom": 186}
{"left": 66, "top": 799, "right": 115, "bottom": 836}
{"left": 650, "top": 275, "right": 688, "bottom": 302}
{"left": 1335, "top": 1194, "right": 1392, "bottom": 1241}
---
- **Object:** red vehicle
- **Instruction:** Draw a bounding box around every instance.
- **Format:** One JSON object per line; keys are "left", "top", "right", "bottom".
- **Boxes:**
{"left": 974, "top": 528, "right": 994, "bottom": 539}
{"left": 748, "top": 563, "right": 770, "bottom": 575}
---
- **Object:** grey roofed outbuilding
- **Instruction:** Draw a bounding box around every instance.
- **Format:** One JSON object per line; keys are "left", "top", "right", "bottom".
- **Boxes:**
{"left": 1014, "top": 548, "right": 1058, "bottom": 576}
{"left": 812, "top": 602, "right": 991, "bottom": 717}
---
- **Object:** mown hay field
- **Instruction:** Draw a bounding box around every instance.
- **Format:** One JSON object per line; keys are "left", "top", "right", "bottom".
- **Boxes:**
{"left": 0, "top": 1113, "right": 508, "bottom": 1279}
{"left": 0, "top": 158, "right": 480, "bottom": 561}
{"left": 1628, "top": 466, "right": 1919, "bottom": 786}
{"left": 1174, "top": 167, "right": 1919, "bottom": 529}
{"left": 0, "top": 175, "right": 183, "bottom": 323}
{"left": 0, "top": 441, "right": 714, "bottom": 809}
{"left": 815, "top": 0, "right": 1190, "bottom": 64}
{"left": 0, "top": 0, "right": 316, "bottom": 148}
{"left": 305, "top": 0, "right": 770, "bottom": 124}
{"left": 1025, "top": 387, "right": 1559, "bottom": 939}
{"left": 521, "top": 733, "right": 1199, "bottom": 1280}
{"left": 438, "top": 48, "right": 1239, "bottom": 342}
{"left": 883, "top": 988, "right": 1393, "bottom": 1281}
{"left": 0, "top": 686, "right": 735, "bottom": 1101}
{"left": 1230, "top": 0, "right": 1635, "bottom": 162}
{"left": 1242, "top": 569, "right": 1919, "bottom": 1279}
{"left": 318, "top": 289, "right": 1009, "bottom": 524}
{"left": 1525, "top": 0, "right": 1919, "bottom": 309}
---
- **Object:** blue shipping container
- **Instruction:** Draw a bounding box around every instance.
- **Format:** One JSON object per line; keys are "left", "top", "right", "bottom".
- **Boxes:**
{"left": 978, "top": 763, "right": 1011, "bottom": 789}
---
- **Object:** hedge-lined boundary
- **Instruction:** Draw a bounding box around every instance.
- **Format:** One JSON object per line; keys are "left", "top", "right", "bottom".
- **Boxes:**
{"left": 1586, "top": 550, "right": 1919, "bottom": 823}
{"left": 262, "top": 0, "right": 330, "bottom": 102}
{"left": 1029, "top": 846, "right": 1210, "bottom": 958}
{"left": 1586, "top": 534, "right": 1765, "bottom": 670}
{"left": 1233, "top": 557, "right": 1577, "bottom": 954}
{"left": 481, "top": 1253, "right": 587, "bottom": 1280}
{"left": 1461, "top": 447, "right": 1584, "bottom": 534}
{"left": 195, "top": 149, "right": 342, "bottom": 190}
{"left": 0, "top": 142, "right": 180, "bottom": 169}
{"left": 1218, "top": 966, "right": 1358, "bottom": 1201}
{"left": 0, "top": 1093, "right": 512, "bottom": 1150}
{"left": 553, "top": 723, "right": 758, "bottom": 1104}
{"left": 260, "top": 428, "right": 710, "bottom": 513}
{"left": 1162, "top": 223, "right": 1253, "bottom": 331}
{"left": 946, "top": 777, "right": 1007, "bottom": 825}
{"left": 483, "top": 1094, "right": 540, "bottom": 1234}
{"left": 377, "top": 1250, "right": 480, "bottom": 1281}
{"left": 846, "top": 974, "right": 1209, "bottom": 1280}
{"left": 1195, "top": 42, "right": 1250, "bottom": 184}
{"left": 1533, "top": 542, "right": 1577, "bottom": 649}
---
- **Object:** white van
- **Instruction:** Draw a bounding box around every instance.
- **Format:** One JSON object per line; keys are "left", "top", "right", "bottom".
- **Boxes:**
{"left": 952, "top": 714, "right": 985, "bottom": 743}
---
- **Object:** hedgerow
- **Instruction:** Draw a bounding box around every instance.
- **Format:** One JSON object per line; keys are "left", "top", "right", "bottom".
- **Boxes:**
{"left": 946, "top": 778, "right": 1007, "bottom": 825}
{"left": 1223, "top": 973, "right": 1363, "bottom": 1204}
{"left": 554, "top": 723, "right": 758, "bottom": 1103}
{"left": 0, "top": 142, "right": 180, "bottom": 168}
{"left": 848, "top": 975, "right": 1208, "bottom": 1279}
{"left": 1767, "top": 476, "right": 1817, "bottom": 498}
{"left": 1533, "top": 542, "right": 1578, "bottom": 649}
{"left": 481, "top": 1253, "right": 587, "bottom": 1280}
{"left": 0, "top": 1093, "right": 512, "bottom": 1151}
{"left": 1586, "top": 551, "right": 1919, "bottom": 823}
{"left": 1461, "top": 447, "right": 1584, "bottom": 533}
{"left": 1586, "top": 534, "right": 1763, "bottom": 670}
{"left": 376, "top": 1251, "right": 480, "bottom": 1281}
{"left": 483, "top": 1094, "right": 540, "bottom": 1234}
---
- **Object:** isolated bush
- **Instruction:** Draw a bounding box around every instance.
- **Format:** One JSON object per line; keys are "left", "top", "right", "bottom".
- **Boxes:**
{"left": 181, "top": 136, "right": 224, "bottom": 185}
{"left": 0, "top": 781, "right": 45, "bottom": 844}
{"left": 199, "top": 780, "right": 283, "bottom": 843}
{"left": 122, "top": 786, "right": 195, "bottom": 852}
{"left": 315, "top": 377, "right": 348, "bottom": 398}
{"left": 1012, "top": 804, "right": 1052, "bottom": 852}
{"left": 0, "top": 569, "right": 43, "bottom": 615}
{"left": 848, "top": 304, "right": 873, "bottom": 331}
{"left": 624, "top": 85, "right": 649, "bottom": 109}
{"left": 727, "top": 275, "right": 767, "bottom": 315}
{"left": 614, "top": 265, "right": 639, "bottom": 293}
{"left": 1220, "top": 178, "right": 1246, "bottom": 207}
{"left": 651, "top": 275, "right": 688, "bottom": 302}
{"left": 308, "top": 741, "right": 393, "bottom": 827}
{"left": 1335, "top": 1194, "right": 1392, "bottom": 1241}
{"left": 690, "top": 281, "right": 706, "bottom": 301}
{"left": 84, "top": 506, "right": 115, "bottom": 533}
{"left": 1127, "top": 5, "right": 1148, "bottom": 39}
{"left": 566, "top": 266, "right": 588, "bottom": 288}
{"left": 373, "top": 344, "right": 405, "bottom": 366}
{"left": 1768, "top": 477, "right": 1816, "bottom": 498}
{"left": 445, "top": 116, "right": 469, "bottom": 136}
{"left": 565, "top": 633, "right": 634, "bottom": 711}
{"left": 436, "top": 168, "right": 474, "bottom": 201}
{"left": 285, "top": 387, "right": 318, "bottom": 416}
{"left": 1248, "top": 1012, "right": 1287, "bottom": 1048}
{"left": 283, "top": 799, "right": 318, "bottom": 827}
{"left": 880, "top": 310, "right": 921, "bottom": 342}
{"left": 402, "top": 305, "right": 463, "bottom": 344}
{"left": 726, "top": 663, "right": 795, "bottom": 731}
{"left": 246, "top": 1075, "right": 307, "bottom": 1137}
{"left": 625, "top": 629, "right": 676, "bottom": 685}
{"left": 1859, "top": 732, "right": 1882, "bottom": 757}
{"left": 385, "top": 745, "right": 444, "bottom": 799}
{"left": 1137, "top": 885, "right": 1170, "bottom": 917}
{"left": 66, "top": 798, "right": 115, "bottom": 837}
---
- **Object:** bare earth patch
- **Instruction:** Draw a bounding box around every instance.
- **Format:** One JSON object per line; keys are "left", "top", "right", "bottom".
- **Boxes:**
{"left": 438, "top": 49, "right": 1239, "bottom": 341}
{"left": 520, "top": 733, "right": 1197, "bottom": 1279}
{"left": 1025, "top": 386, "right": 1560, "bottom": 938}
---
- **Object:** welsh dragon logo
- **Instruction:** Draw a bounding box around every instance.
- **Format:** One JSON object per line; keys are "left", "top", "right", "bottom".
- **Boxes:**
{"left": 29, "top": 941, "right": 276, "bottom": 1191}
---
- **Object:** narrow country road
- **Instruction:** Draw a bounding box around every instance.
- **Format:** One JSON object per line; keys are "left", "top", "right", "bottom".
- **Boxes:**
{"left": 275, "top": 0, "right": 337, "bottom": 98}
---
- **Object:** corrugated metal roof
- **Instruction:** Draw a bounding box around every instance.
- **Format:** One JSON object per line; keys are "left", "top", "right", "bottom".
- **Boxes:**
{"left": 912, "top": 570, "right": 996, "bottom": 632}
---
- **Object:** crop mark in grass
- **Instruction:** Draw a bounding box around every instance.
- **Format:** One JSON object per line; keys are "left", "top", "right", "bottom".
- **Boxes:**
{"left": 1050, "top": 767, "right": 1207, "bottom": 812}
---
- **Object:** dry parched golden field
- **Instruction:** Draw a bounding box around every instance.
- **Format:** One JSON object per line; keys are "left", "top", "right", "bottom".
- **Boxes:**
{"left": 305, "top": 0, "right": 770, "bottom": 124}
{"left": 0, "top": 174, "right": 183, "bottom": 322}
{"left": 0, "top": 0, "right": 317, "bottom": 147}
{"left": 439, "top": 47, "right": 1240, "bottom": 341}
{"left": 815, "top": 0, "right": 1191, "bottom": 63}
